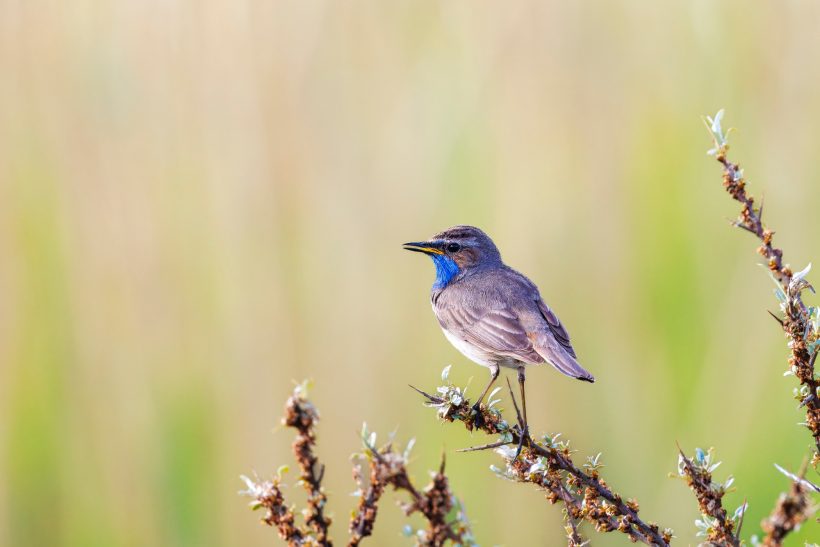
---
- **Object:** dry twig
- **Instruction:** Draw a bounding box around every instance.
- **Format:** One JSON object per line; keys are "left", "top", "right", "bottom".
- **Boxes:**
{"left": 414, "top": 370, "right": 673, "bottom": 546}
{"left": 242, "top": 383, "right": 473, "bottom": 546}
{"left": 241, "top": 382, "right": 332, "bottom": 546}
{"left": 240, "top": 473, "right": 307, "bottom": 545}
{"left": 349, "top": 427, "right": 475, "bottom": 547}
{"left": 284, "top": 388, "right": 333, "bottom": 545}
{"left": 761, "top": 463, "right": 816, "bottom": 546}
{"left": 702, "top": 111, "right": 820, "bottom": 545}
{"left": 705, "top": 110, "right": 820, "bottom": 461}
{"left": 674, "top": 446, "right": 744, "bottom": 546}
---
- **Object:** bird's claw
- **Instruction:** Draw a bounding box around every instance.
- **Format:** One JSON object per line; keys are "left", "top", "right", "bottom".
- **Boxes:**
{"left": 471, "top": 404, "right": 485, "bottom": 429}
{"left": 513, "top": 424, "right": 530, "bottom": 461}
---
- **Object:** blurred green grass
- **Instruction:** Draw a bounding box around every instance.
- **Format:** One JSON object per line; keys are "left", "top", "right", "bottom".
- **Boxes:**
{"left": 1, "top": 1, "right": 819, "bottom": 545}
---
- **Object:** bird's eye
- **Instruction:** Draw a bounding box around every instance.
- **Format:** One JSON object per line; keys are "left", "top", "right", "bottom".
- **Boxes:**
{"left": 446, "top": 243, "right": 461, "bottom": 253}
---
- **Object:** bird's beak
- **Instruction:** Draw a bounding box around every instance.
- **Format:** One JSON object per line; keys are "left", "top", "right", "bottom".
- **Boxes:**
{"left": 402, "top": 241, "right": 443, "bottom": 255}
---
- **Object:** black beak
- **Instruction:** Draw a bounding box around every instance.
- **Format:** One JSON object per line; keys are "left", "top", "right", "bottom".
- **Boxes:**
{"left": 402, "top": 241, "right": 443, "bottom": 255}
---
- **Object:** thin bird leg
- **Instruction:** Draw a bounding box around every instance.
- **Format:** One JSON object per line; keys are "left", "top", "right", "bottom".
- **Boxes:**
{"left": 506, "top": 377, "right": 527, "bottom": 461}
{"left": 516, "top": 366, "right": 531, "bottom": 450}
{"left": 471, "top": 364, "right": 500, "bottom": 428}
{"left": 517, "top": 366, "right": 528, "bottom": 431}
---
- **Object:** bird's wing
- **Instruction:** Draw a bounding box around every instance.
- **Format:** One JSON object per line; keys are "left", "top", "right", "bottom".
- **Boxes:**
{"left": 435, "top": 297, "right": 544, "bottom": 364}
{"left": 535, "top": 298, "right": 577, "bottom": 358}
{"left": 528, "top": 298, "right": 595, "bottom": 382}
{"left": 434, "top": 271, "right": 595, "bottom": 382}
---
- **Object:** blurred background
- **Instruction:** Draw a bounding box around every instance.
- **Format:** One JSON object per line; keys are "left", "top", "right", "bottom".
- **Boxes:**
{"left": 1, "top": 1, "right": 819, "bottom": 545}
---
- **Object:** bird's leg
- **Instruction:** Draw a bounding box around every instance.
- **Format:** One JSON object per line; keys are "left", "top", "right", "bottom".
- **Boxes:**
{"left": 517, "top": 366, "right": 528, "bottom": 434}
{"left": 473, "top": 364, "right": 500, "bottom": 408}
{"left": 471, "top": 364, "right": 499, "bottom": 429}
{"left": 513, "top": 365, "right": 530, "bottom": 460}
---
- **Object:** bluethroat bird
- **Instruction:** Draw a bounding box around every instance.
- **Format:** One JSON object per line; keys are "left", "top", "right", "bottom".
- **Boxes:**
{"left": 404, "top": 225, "right": 594, "bottom": 442}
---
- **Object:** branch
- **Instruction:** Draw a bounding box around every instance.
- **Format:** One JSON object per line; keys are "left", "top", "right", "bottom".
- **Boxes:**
{"left": 241, "top": 381, "right": 332, "bottom": 546}
{"left": 761, "top": 464, "right": 818, "bottom": 546}
{"left": 347, "top": 445, "right": 385, "bottom": 547}
{"left": 704, "top": 110, "right": 820, "bottom": 460}
{"left": 240, "top": 472, "right": 307, "bottom": 546}
{"left": 283, "top": 384, "right": 334, "bottom": 545}
{"left": 349, "top": 428, "right": 476, "bottom": 547}
{"left": 674, "top": 446, "right": 745, "bottom": 546}
{"left": 702, "top": 111, "right": 819, "bottom": 543}
{"left": 242, "top": 383, "right": 474, "bottom": 546}
{"left": 415, "top": 374, "right": 673, "bottom": 546}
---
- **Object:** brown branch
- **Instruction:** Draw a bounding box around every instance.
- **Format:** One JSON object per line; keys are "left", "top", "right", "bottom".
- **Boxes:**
{"left": 242, "top": 383, "right": 474, "bottom": 546}
{"left": 702, "top": 112, "right": 819, "bottom": 544}
{"left": 240, "top": 474, "right": 307, "bottom": 546}
{"left": 347, "top": 449, "right": 386, "bottom": 547}
{"left": 706, "top": 114, "right": 820, "bottom": 459}
{"left": 415, "top": 383, "right": 672, "bottom": 546}
{"left": 558, "top": 483, "right": 585, "bottom": 547}
{"left": 412, "top": 456, "right": 463, "bottom": 546}
{"left": 349, "top": 432, "right": 475, "bottom": 547}
{"left": 761, "top": 464, "right": 815, "bottom": 546}
{"left": 241, "top": 384, "right": 332, "bottom": 546}
{"left": 283, "top": 387, "right": 333, "bottom": 546}
{"left": 675, "top": 447, "right": 741, "bottom": 546}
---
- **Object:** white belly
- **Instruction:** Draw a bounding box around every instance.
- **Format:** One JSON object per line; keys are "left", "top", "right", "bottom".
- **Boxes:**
{"left": 441, "top": 328, "right": 520, "bottom": 369}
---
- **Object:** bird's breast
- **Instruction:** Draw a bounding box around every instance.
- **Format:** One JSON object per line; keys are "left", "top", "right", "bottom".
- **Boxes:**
{"left": 440, "top": 328, "right": 496, "bottom": 367}
{"left": 439, "top": 327, "right": 520, "bottom": 369}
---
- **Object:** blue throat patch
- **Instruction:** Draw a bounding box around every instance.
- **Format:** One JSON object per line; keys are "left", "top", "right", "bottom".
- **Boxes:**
{"left": 430, "top": 254, "right": 460, "bottom": 289}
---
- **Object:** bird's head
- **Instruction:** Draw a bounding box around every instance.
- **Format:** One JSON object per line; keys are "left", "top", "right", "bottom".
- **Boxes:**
{"left": 403, "top": 225, "right": 502, "bottom": 289}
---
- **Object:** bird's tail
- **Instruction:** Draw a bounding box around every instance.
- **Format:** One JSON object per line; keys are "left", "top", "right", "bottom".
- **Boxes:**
{"left": 537, "top": 344, "right": 595, "bottom": 383}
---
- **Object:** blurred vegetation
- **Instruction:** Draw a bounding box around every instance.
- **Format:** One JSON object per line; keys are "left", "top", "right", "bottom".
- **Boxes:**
{"left": 1, "top": 1, "right": 819, "bottom": 545}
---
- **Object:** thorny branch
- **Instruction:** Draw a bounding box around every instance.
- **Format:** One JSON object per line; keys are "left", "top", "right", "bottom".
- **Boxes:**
{"left": 347, "top": 450, "right": 385, "bottom": 547}
{"left": 700, "top": 111, "right": 819, "bottom": 545}
{"left": 284, "top": 388, "right": 333, "bottom": 545}
{"left": 705, "top": 110, "right": 820, "bottom": 461}
{"left": 241, "top": 383, "right": 474, "bottom": 547}
{"left": 241, "top": 383, "right": 332, "bottom": 546}
{"left": 674, "top": 447, "right": 744, "bottom": 546}
{"left": 349, "top": 428, "right": 475, "bottom": 547}
{"left": 240, "top": 472, "right": 307, "bottom": 546}
{"left": 413, "top": 370, "right": 673, "bottom": 546}
{"left": 761, "top": 464, "right": 817, "bottom": 546}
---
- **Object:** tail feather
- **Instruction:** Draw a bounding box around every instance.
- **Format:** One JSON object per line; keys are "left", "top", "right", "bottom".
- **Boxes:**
{"left": 532, "top": 299, "right": 594, "bottom": 382}
{"left": 534, "top": 338, "right": 595, "bottom": 383}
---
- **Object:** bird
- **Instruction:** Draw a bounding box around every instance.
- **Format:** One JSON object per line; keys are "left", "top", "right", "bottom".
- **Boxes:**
{"left": 403, "top": 225, "right": 594, "bottom": 441}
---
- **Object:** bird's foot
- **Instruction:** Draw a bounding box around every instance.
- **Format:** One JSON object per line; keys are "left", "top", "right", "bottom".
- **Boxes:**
{"left": 513, "top": 424, "right": 530, "bottom": 461}
{"left": 471, "top": 402, "right": 485, "bottom": 429}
